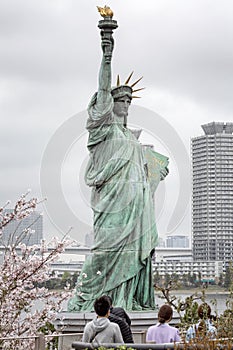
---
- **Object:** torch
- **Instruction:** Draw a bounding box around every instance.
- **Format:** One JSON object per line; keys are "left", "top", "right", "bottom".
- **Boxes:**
{"left": 97, "top": 6, "right": 118, "bottom": 63}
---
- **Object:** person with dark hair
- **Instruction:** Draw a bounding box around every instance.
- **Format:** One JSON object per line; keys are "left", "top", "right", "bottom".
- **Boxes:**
{"left": 105, "top": 296, "right": 134, "bottom": 343}
{"left": 186, "top": 303, "right": 217, "bottom": 341}
{"left": 82, "top": 296, "right": 123, "bottom": 344}
{"left": 146, "top": 304, "right": 180, "bottom": 343}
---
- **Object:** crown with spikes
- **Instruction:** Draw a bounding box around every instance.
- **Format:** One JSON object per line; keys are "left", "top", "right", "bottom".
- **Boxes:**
{"left": 111, "top": 72, "right": 145, "bottom": 100}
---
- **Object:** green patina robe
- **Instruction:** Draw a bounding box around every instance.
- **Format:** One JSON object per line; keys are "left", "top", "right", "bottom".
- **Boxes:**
{"left": 68, "top": 92, "right": 168, "bottom": 311}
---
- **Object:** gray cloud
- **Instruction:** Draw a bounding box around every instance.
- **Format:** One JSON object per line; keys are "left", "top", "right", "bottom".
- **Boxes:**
{"left": 1, "top": 0, "right": 233, "bottom": 240}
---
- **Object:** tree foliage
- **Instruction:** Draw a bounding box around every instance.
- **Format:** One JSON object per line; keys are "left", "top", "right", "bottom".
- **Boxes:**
{"left": 0, "top": 193, "right": 73, "bottom": 349}
{"left": 154, "top": 279, "right": 233, "bottom": 346}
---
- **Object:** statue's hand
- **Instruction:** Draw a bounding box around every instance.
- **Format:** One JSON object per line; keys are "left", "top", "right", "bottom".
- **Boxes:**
{"left": 101, "top": 35, "right": 114, "bottom": 63}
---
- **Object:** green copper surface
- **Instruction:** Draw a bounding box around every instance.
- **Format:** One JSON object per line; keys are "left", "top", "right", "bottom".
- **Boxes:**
{"left": 68, "top": 12, "right": 168, "bottom": 312}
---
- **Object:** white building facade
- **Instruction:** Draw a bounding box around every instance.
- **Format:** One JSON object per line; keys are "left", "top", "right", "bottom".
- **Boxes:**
{"left": 153, "top": 260, "right": 223, "bottom": 280}
{"left": 192, "top": 122, "right": 233, "bottom": 264}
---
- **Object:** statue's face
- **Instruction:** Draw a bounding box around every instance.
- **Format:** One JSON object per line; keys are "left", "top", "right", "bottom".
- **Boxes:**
{"left": 113, "top": 95, "right": 131, "bottom": 118}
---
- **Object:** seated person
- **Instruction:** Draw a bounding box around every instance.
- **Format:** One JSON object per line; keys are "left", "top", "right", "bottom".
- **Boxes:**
{"left": 146, "top": 304, "right": 180, "bottom": 343}
{"left": 82, "top": 295, "right": 124, "bottom": 344}
{"left": 105, "top": 295, "right": 134, "bottom": 343}
{"left": 186, "top": 303, "right": 217, "bottom": 341}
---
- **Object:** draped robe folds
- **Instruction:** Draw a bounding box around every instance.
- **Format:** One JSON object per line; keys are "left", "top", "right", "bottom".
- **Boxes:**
{"left": 68, "top": 92, "right": 169, "bottom": 311}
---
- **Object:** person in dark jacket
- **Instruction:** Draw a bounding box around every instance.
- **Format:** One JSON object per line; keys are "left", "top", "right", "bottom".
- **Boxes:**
{"left": 105, "top": 296, "right": 134, "bottom": 343}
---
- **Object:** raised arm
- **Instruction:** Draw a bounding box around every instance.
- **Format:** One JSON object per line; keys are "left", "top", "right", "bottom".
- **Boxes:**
{"left": 96, "top": 8, "right": 117, "bottom": 104}
{"left": 97, "top": 33, "right": 114, "bottom": 103}
{"left": 87, "top": 9, "right": 117, "bottom": 123}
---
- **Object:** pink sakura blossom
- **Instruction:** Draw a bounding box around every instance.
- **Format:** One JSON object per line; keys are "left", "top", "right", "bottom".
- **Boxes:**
{"left": 0, "top": 193, "right": 73, "bottom": 350}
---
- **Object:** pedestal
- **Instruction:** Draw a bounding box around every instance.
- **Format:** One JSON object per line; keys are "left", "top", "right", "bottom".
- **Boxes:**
{"left": 54, "top": 311, "right": 180, "bottom": 350}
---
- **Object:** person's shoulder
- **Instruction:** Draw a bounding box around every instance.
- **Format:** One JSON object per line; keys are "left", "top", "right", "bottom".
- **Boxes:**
{"left": 109, "top": 313, "right": 126, "bottom": 326}
{"left": 146, "top": 324, "right": 159, "bottom": 342}
{"left": 188, "top": 322, "right": 198, "bottom": 330}
{"left": 109, "top": 313, "right": 121, "bottom": 321}
{"left": 207, "top": 321, "right": 217, "bottom": 333}
{"left": 109, "top": 321, "right": 121, "bottom": 333}
{"left": 110, "top": 321, "right": 121, "bottom": 329}
{"left": 170, "top": 325, "right": 180, "bottom": 336}
{"left": 111, "top": 307, "right": 132, "bottom": 325}
{"left": 190, "top": 323, "right": 198, "bottom": 332}
{"left": 111, "top": 307, "right": 126, "bottom": 319}
{"left": 83, "top": 320, "right": 95, "bottom": 338}
{"left": 147, "top": 324, "right": 158, "bottom": 332}
{"left": 169, "top": 324, "right": 179, "bottom": 331}
{"left": 186, "top": 323, "right": 197, "bottom": 339}
{"left": 111, "top": 307, "right": 126, "bottom": 315}
{"left": 84, "top": 320, "right": 94, "bottom": 328}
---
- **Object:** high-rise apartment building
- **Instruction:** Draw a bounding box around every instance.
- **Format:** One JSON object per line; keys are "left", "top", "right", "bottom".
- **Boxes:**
{"left": 1, "top": 210, "right": 43, "bottom": 246}
{"left": 192, "top": 122, "right": 233, "bottom": 262}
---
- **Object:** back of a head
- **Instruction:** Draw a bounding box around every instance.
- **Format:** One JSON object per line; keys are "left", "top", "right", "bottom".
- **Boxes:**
{"left": 94, "top": 296, "right": 110, "bottom": 317}
{"left": 198, "top": 303, "right": 211, "bottom": 319}
{"left": 104, "top": 295, "right": 113, "bottom": 307}
{"left": 158, "top": 304, "right": 173, "bottom": 324}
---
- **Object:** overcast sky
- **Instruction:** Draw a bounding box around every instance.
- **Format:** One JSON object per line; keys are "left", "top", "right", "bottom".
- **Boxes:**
{"left": 1, "top": 0, "right": 233, "bottom": 245}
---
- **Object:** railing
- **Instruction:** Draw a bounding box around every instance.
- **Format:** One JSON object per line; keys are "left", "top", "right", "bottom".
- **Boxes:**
{"left": 0, "top": 332, "right": 83, "bottom": 350}
{"left": 0, "top": 334, "right": 45, "bottom": 350}
{"left": 71, "top": 341, "right": 233, "bottom": 350}
{"left": 0, "top": 334, "right": 232, "bottom": 350}
{"left": 72, "top": 342, "right": 178, "bottom": 349}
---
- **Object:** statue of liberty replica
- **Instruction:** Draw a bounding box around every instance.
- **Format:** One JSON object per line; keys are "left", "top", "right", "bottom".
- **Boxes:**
{"left": 68, "top": 6, "right": 169, "bottom": 311}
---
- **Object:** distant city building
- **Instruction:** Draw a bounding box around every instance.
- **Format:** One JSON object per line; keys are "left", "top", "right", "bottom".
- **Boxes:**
{"left": 154, "top": 247, "right": 192, "bottom": 262}
{"left": 192, "top": 122, "right": 233, "bottom": 263}
{"left": 85, "top": 231, "right": 94, "bottom": 247}
{"left": 157, "top": 237, "right": 166, "bottom": 248}
{"left": 166, "top": 235, "right": 189, "bottom": 248}
{"left": 153, "top": 260, "right": 223, "bottom": 280}
{"left": 1, "top": 210, "right": 43, "bottom": 246}
{"left": 43, "top": 245, "right": 223, "bottom": 278}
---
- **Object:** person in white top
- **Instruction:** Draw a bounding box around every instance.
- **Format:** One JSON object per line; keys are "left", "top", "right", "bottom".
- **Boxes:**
{"left": 186, "top": 303, "right": 217, "bottom": 341}
{"left": 146, "top": 304, "right": 180, "bottom": 344}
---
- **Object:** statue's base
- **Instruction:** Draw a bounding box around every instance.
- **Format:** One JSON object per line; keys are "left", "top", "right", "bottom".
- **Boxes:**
{"left": 54, "top": 311, "right": 180, "bottom": 350}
